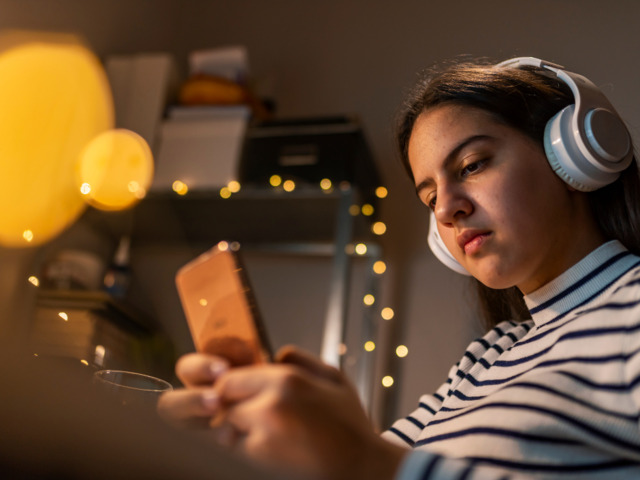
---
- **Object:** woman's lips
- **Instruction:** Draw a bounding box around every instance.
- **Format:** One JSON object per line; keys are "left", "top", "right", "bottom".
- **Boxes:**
{"left": 457, "top": 230, "right": 491, "bottom": 255}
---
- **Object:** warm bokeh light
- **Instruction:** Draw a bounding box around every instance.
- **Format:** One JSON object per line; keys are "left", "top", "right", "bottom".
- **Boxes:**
{"left": 373, "top": 260, "right": 387, "bottom": 274}
{"left": 372, "top": 221, "right": 387, "bottom": 235}
{"left": 80, "top": 359, "right": 89, "bottom": 366}
{"left": 349, "top": 204, "right": 360, "bottom": 216}
{"left": 361, "top": 204, "right": 374, "bottom": 216}
{"left": 376, "top": 186, "right": 388, "bottom": 199}
{"left": 283, "top": 179, "right": 296, "bottom": 192}
{"left": 396, "top": 345, "right": 409, "bottom": 358}
{"left": 355, "top": 243, "right": 367, "bottom": 255}
{"left": 172, "top": 180, "right": 189, "bottom": 195}
{"left": 219, "top": 186, "right": 232, "bottom": 199}
{"left": 320, "top": 178, "right": 332, "bottom": 191}
{"left": 338, "top": 343, "right": 348, "bottom": 355}
{"left": 27, "top": 275, "right": 39, "bottom": 287}
{"left": 199, "top": 298, "right": 208, "bottom": 307}
{"left": 363, "top": 294, "right": 375, "bottom": 306}
{"left": 217, "top": 240, "right": 230, "bottom": 251}
{"left": 227, "top": 180, "right": 241, "bottom": 193}
{"left": 364, "top": 341, "right": 376, "bottom": 352}
{"left": 381, "top": 307, "right": 395, "bottom": 320}
{"left": 0, "top": 31, "right": 113, "bottom": 247}
{"left": 77, "top": 129, "right": 153, "bottom": 211}
{"left": 58, "top": 312, "right": 69, "bottom": 321}
{"left": 269, "top": 174, "right": 282, "bottom": 187}
{"left": 382, "top": 376, "right": 394, "bottom": 388}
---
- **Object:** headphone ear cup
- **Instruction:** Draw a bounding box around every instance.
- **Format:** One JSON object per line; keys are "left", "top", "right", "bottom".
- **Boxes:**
{"left": 427, "top": 213, "right": 470, "bottom": 276}
{"left": 543, "top": 104, "right": 629, "bottom": 191}
{"left": 543, "top": 107, "right": 589, "bottom": 191}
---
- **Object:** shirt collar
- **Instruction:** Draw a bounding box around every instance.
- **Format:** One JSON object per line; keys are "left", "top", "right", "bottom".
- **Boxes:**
{"left": 523, "top": 240, "right": 637, "bottom": 327}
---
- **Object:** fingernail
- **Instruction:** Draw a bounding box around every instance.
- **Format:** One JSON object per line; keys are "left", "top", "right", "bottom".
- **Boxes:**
{"left": 201, "top": 390, "right": 219, "bottom": 410}
{"left": 209, "top": 361, "right": 228, "bottom": 379}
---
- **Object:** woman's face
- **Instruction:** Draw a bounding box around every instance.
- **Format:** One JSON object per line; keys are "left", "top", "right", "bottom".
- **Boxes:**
{"left": 408, "top": 104, "right": 604, "bottom": 293}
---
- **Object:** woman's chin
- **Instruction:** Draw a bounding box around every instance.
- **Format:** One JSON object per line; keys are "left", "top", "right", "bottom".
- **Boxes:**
{"left": 468, "top": 265, "right": 518, "bottom": 291}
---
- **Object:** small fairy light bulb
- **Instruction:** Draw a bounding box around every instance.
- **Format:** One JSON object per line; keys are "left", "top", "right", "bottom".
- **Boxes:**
{"left": 363, "top": 294, "right": 375, "bottom": 306}
{"left": 396, "top": 345, "right": 409, "bottom": 358}
{"left": 172, "top": 180, "right": 188, "bottom": 196}
{"left": 133, "top": 186, "right": 147, "bottom": 200}
{"left": 58, "top": 312, "right": 69, "bottom": 321}
{"left": 283, "top": 179, "right": 296, "bottom": 192}
{"left": 364, "top": 341, "right": 376, "bottom": 352}
{"left": 349, "top": 204, "right": 360, "bottom": 216}
{"left": 319, "top": 178, "right": 332, "bottom": 191}
{"left": 227, "top": 180, "right": 241, "bottom": 193}
{"left": 80, "top": 183, "right": 92, "bottom": 195}
{"left": 372, "top": 221, "right": 387, "bottom": 235}
{"left": 381, "top": 307, "right": 395, "bottom": 320}
{"left": 361, "top": 204, "right": 374, "bottom": 216}
{"left": 355, "top": 243, "right": 367, "bottom": 255}
{"left": 27, "top": 276, "right": 40, "bottom": 287}
{"left": 375, "top": 186, "right": 388, "bottom": 199}
{"left": 382, "top": 376, "right": 394, "bottom": 388}
{"left": 23, "top": 230, "right": 34, "bottom": 243}
{"left": 269, "top": 174, "right": 282, "bottom": 187}
{"left": 339, "top": 181, "right": 351, "bottom": 191}
{"left": 127, "top": 181, "right": 139, "bottom": 193}
{"left": 373, "top": 260, "right": 387, "bottom": 274}
{"left": 128, "top": 181, "right": 147, "bottom": 200}
{"left": 219, "top": 186, "right": 232, "bottom": 199}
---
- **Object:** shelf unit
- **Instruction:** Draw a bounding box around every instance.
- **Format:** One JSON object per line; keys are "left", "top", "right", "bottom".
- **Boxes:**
{"left": 82, "top": 183, "right": 384, "bottom": 409}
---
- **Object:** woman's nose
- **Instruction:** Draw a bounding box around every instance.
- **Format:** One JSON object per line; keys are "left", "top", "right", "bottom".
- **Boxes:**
{"left": 433, "top": 186, "right": 473, "bottom": 225}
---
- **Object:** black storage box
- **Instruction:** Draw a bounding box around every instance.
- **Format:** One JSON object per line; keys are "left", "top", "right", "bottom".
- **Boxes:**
{"left": 238, "top": 116, "right": 381, "bottom": 204}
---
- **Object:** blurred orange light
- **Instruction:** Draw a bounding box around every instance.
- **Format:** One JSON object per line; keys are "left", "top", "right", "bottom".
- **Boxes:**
{"left": 0, "top": 31, "right": 113, "bottom": 247}
{"left": 76, "top": 129, "right": 153, "bottom": 211}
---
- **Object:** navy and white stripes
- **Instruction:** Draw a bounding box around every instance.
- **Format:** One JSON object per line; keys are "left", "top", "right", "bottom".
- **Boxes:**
{"left": 385, "top": 241, "right": 640, "bottom": 479}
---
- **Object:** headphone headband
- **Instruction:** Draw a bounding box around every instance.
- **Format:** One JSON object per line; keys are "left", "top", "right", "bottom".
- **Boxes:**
{"left": 497, "top": 57, "right": 632, "bottom": 183}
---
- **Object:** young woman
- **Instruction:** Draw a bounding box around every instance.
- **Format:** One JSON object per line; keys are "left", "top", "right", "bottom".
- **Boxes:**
{"left": 158, "top": 57, "right": 640, "bottom": 479}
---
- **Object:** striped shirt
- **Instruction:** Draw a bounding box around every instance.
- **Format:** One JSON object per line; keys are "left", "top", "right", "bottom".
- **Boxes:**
{"left": 383, "top": 240, "right": 640, "bottom": 479}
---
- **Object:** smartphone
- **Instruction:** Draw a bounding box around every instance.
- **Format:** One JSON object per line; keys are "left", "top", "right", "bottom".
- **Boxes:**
{"left": 175, "top": 241, "right": 272, "bottom": 366}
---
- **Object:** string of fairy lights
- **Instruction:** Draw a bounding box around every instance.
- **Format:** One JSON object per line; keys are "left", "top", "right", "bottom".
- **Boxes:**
{"left": 27, "top": 175, "right": 408, "bottom": 390}
{"left": 173, "top": 175, "right": 407, "bottom": 389}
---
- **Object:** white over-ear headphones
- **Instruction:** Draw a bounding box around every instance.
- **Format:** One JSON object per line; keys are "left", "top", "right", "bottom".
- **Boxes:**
{"left": 427, "top": 56, "right": 633, "bottom": 275}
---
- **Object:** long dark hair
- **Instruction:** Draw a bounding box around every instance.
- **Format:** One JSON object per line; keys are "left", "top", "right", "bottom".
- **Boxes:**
{"left": 397, "top": 59, "right": 640, "bottom": 329}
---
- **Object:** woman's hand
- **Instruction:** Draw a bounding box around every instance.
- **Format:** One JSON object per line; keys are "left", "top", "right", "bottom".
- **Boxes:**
{"left": 157, "top": 346, "right": 406, "bottom": 480}
{"left": 157, "top": 352, "right": 231, "bottom": 429}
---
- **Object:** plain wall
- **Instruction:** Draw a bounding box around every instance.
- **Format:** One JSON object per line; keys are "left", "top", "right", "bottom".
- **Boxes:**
{"left": 1, "top": 0, "right": 639, "bottom": 426}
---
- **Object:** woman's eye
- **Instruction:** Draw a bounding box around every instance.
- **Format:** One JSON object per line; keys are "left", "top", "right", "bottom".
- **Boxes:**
{"left": 460, "top": 158, "right": 487, "bottom": 177}
{"left": 426, "top": 195, "right": 437, "bottom": 210}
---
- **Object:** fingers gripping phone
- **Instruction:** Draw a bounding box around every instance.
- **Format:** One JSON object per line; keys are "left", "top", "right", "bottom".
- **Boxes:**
{"left": 175, "top": 241, "right": 272, "bottom": 367}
